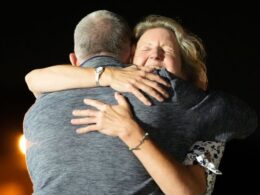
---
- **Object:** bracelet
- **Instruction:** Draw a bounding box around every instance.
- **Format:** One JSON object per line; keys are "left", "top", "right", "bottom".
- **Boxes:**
{"left": 129, "top": 132, "right": 149, "bottom": 151}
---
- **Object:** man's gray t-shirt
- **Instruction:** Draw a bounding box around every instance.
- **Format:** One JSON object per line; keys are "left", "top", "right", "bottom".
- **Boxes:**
{"left": 23, "top": 56, "right": 257, "bottom": 195}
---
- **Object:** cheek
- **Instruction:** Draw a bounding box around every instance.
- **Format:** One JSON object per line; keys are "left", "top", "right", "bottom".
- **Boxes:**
{"left": 164, "top": 59, "right": 183, "bottom": 77}
{"left": 133, "top": 54, "right": 146, "bottom": 66}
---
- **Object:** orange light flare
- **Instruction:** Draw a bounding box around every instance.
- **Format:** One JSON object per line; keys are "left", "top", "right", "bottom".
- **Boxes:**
{"left": 18, "top": 134, "right": 26, "bottom": 155}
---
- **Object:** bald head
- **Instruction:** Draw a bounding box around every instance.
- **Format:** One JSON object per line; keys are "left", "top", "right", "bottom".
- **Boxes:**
{"left": 74, "top": 10, "right": 133, "bottom": 64}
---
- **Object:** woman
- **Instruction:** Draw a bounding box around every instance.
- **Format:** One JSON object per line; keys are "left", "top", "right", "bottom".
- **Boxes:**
{"left": 25, "top": 15, "right": 256, "bottom": 194}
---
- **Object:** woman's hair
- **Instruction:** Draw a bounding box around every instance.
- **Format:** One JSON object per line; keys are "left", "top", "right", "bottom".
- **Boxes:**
{"left": 134, "top": 15, "right": 208, "bottom": 90}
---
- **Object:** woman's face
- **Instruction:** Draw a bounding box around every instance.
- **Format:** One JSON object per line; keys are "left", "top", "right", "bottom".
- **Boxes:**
{"left": 133, "top": 28, "right": 185, "bottom": 79}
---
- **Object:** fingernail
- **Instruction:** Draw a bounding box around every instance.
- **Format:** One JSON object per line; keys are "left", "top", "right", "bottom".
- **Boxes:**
{"left": 76, "top": 129, "right": 82, "bottom": 134}
{"left": 146, "top": 101, "right": 152, "bottom": 106}
{"left": 158, "top": 97, "right": 164, "bottom": 101}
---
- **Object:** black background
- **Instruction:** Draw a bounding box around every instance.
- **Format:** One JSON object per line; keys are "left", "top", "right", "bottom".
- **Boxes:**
{"left": 0, "top": 1, "right": 259, "bottom": 194}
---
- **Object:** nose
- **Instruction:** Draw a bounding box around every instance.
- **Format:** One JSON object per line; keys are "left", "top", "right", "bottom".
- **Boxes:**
{"left": 149, "top": 48, "right": 164, "bottom": 60}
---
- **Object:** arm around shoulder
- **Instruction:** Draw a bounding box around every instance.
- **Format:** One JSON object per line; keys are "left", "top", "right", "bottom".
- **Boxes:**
{"left": 25, "top": 65, "right": 98, "bottom": 97}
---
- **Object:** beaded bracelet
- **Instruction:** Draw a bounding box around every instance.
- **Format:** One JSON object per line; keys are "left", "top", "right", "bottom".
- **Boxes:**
{"left": 129, "top": 132, "right": 149, "bottom": 151}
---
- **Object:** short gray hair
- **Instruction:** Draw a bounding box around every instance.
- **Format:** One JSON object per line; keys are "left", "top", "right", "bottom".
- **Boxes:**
{"left": 74, "top": 10, "right": 132, "bottom": 62}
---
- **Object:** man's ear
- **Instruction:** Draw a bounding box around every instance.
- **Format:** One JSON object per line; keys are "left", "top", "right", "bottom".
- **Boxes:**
{"left": 69, "top": 53, "right": 80, "bottom": 66}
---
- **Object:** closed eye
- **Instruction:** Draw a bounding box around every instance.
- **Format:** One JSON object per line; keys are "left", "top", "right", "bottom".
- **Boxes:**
{"left": 140, "top": 47, "right": 151, "bottom": 51}
{"left": 161, "top": 43, "right": 175, "bottom": 53}
{"left": 164, "top": 49, "right": 175, "bottom": 56}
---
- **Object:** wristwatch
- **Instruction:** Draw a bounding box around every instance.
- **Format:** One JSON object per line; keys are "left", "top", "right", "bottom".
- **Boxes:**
{"left": 95, "top": 66, "right": 105, "bottom": 86}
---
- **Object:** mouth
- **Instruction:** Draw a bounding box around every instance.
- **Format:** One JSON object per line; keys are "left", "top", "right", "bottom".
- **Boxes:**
{"left": 145, "top": 62, "right": 164, "bottom": 69}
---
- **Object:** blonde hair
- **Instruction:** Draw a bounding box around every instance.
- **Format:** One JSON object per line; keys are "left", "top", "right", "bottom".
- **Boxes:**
{"left": 134, "top": 15, "right": 208, "bottom": 90}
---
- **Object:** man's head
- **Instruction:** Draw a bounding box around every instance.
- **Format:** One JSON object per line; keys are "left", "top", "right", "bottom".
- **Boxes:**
{"left": 71, "top": 10, "right": 133, "bottom": 66}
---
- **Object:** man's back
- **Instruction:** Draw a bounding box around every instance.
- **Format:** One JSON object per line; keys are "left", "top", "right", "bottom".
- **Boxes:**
{"left": 24, "top": 87, "right": 151, "bottom": 194}
{"left": 23, "top": 57, "right": 167, "bottom": 194}
{"left": 24, "top": 85, "right": 202, "bottom": 194}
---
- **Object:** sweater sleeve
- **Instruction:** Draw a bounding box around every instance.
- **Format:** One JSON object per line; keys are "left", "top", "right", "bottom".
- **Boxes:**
{"left": 158, "top": 68, "right": 258, "bottom": 142}
{"left": 196, "top": 90, "right": 258, "bottom": 142}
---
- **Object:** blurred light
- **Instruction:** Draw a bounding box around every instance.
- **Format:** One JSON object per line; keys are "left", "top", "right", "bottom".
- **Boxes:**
{"left": 18, "top": 135, "right": 26, "bottom": 155}
{"left": 0, "top": 182, "right": 25, "bottom": 195}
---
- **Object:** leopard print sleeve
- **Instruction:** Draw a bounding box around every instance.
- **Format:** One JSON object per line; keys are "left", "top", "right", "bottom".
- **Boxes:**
{"left": 183, "top": 141, "right": 225, "bottom": 195}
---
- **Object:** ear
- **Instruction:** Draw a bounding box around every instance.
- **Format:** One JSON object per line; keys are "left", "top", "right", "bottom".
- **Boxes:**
{"left": 69, "top": 53, "right": 80, "bottom": 67}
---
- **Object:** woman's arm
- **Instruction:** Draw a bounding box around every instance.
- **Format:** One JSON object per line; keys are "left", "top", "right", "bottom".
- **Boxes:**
{"left": 71, "top": 92, "right": 206, "bottom": 195}
{"left": 25, "top": 65, "right": 96, "bottom": 97}
{"left": 25, "top": 65, "right": 170, "bottom": 105}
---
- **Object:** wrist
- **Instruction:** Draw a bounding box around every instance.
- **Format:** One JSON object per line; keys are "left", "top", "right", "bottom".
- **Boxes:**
{"left": 99, "top": 67, "right": 111, "bottom": 87}
{"left": 129, "top": 132, "right": 149, "bottom": 151}
{"left": 95, "top": 66, "right": 105, "bottom": 86}
{"left": 119, "top": 121, "right": 146, "bottom": 147}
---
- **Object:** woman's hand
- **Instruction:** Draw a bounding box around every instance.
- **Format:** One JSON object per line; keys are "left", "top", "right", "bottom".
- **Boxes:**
{"left": 71, "top": 92, "right": 139, "bottom": 138}
{"left": 102, "top": 65, "right": 170, "bottom": 106}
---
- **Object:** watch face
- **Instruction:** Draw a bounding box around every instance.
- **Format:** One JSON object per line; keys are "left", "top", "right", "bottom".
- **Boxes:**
{"left": 96, "top": 67, "right": 104, "bottom": 73}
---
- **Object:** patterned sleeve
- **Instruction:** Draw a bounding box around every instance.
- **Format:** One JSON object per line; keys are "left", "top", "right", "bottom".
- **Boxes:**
{"left": 183, "top": 141, "right": 225, "bottom": 195}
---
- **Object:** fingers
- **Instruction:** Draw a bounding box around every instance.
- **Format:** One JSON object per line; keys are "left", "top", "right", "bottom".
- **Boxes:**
{"left": 143, "top": 72, "right": 171, "bottom": 87}
{"left": 138, "top": 65, "right": 160, "bottom": 72}
{"left": 141, "top": 79, "right": 169, "bottom": 99}
{"left": 124, "top": 65, "right": 170, "bottom": 87}
{"left": 71, "top": 117, "right": 96, "bottom": 125}
{"left": 126, "top": 80, "right": 168, "bottom": 105}
{"left": 137, "top": 66, "right": 170, "bottom": 87}
{"left": 129, "top": 86, "right": 152, "bottom": 106}
{"left": 83, "top": 98, "right": 108, "bottom": 111}
{"left": 71, "top": 115, "right": 98, "bottom": 134}
{"left": 72, "top": 109, "right": 98, "bottom": 117}
{"left": 125, "top": 64, "right": 139, "bottom": 70}
{"left": 75, "top": 125, "right": 98, "bottom": 134}
{"left": 114, "top": 92, "right": 131, "bottom": 109}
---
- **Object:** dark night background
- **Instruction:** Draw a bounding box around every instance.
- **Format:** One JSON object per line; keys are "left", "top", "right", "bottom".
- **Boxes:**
{"left": 0, "top": 1, "right": 259, "bottom": 195}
